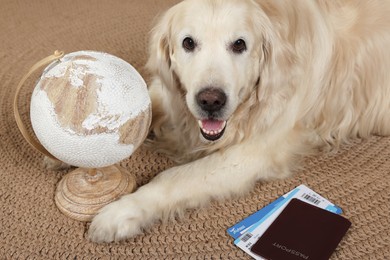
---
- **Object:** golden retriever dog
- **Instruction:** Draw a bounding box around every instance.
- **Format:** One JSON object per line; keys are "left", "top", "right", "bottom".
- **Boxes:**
{"left": 88, "top": 0, "right": 390, "bottom": 242}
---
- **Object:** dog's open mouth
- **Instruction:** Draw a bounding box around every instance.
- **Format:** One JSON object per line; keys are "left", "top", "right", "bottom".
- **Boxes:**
{"left": 198, "top": 119, "right": 227, "bottom": 141}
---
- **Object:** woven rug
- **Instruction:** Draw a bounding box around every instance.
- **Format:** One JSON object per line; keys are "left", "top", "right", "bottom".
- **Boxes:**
{"left": 1, "top": 0, "right": 389, "bottom": 259}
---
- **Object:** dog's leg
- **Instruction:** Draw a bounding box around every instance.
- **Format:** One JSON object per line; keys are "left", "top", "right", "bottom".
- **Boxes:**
{"left": 88, "top": 136, "right": 290, "bottom": 243}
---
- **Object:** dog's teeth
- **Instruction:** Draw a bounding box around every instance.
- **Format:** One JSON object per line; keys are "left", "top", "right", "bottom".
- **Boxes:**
{"left": 199, "top": 119, "right": 227, "bottom": 137}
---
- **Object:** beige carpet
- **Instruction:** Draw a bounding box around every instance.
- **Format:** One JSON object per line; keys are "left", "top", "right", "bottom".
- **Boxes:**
{"left": 1, "top": 0, "right": 389, "bottom": 259}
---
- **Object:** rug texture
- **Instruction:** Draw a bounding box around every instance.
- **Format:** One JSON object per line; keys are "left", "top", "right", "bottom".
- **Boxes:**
{"left": 0, "top": 0, "right": 389, "bottom": 259}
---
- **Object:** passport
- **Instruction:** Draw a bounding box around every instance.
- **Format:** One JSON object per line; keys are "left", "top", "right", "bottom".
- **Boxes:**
{"left": 250, "top": 199, "right": 351, "bottom": 260}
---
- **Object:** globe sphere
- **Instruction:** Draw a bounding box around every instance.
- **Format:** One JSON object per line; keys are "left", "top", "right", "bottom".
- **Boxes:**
{"left": 30, "top": 51, "right": 151, "bottom": 168}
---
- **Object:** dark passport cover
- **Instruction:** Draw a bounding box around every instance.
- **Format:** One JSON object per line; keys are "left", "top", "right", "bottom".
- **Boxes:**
{"left": 250, "top": 199, "right": 351, "bottom": 260}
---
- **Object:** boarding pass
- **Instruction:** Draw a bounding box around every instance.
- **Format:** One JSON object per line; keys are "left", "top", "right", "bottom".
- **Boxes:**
{"left": 227, "top": 184, "right": 342, "bottom": 259}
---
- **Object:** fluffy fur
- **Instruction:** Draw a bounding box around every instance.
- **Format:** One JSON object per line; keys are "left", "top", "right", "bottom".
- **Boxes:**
{"left": 89, "top": 0, "right": 390, "bottom": 242}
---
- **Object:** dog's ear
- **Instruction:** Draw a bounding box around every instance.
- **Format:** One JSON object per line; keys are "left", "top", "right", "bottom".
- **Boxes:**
{"left": 261, "top": 40, "right": 271, "bottom": 64}
{"left": 250, "top": 2, "right": 299, "bottom": 129}
{"left": 146, "top": 6, "right": 177, "bottom": 89}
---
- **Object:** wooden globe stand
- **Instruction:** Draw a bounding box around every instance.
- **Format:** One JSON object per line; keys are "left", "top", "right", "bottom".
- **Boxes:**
{"left": 55, "top": 165, "right": 136, "bottom": 222}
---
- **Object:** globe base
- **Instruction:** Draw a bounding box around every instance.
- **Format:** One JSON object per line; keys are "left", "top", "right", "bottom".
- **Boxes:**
{"left": 55, "top": 165, "right": 136, "bottom": 222}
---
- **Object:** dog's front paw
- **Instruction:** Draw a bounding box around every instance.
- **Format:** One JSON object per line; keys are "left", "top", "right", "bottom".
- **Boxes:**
{"left": 88, "top": 195, "right": 149, "bottom": 243}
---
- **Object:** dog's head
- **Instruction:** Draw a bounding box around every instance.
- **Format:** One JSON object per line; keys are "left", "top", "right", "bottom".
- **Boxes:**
{"left": 147, "top": 0, "right": 293, "bottom": 143}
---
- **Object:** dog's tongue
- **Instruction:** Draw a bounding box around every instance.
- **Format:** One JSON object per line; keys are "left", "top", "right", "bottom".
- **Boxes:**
{"left": 199, "top": 119, "right": 227, "bottom": 141}
{"left": 201, "top": 119, "right": 224, "bottom": 131}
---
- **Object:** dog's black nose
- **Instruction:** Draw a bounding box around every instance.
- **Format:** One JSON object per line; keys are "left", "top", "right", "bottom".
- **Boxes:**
{"left": 196, "top": 88, "right": 227, "bottom": 113}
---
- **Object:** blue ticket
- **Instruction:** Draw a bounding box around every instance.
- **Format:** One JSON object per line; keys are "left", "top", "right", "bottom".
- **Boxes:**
{"left": 227, "top": 184, "right": 342, "bottom": 240}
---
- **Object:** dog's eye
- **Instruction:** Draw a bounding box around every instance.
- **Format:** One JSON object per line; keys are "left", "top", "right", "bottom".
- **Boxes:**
{"left": 231, "top": 39, "right": 247, "bottom": 54}
{"left": 183, "top": 37, "right": 196, "bottom": 52}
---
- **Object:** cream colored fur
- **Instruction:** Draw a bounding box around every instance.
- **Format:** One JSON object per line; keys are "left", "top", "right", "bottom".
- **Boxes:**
{"left": 89, "top": 0, "right": 390, "bottom": 242}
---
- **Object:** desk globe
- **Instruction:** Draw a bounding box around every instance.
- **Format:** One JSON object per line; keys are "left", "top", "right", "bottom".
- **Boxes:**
{"left": 16, "top": 51, "right": 151, "bottom": 221}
